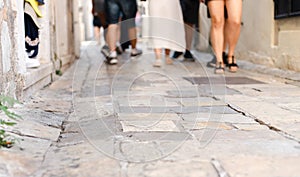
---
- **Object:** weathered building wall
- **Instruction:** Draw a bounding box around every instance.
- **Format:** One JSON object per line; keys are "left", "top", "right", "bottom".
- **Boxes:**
{"left": 236, "top": 0, "right": 300, "bottom": 72}
{"left": 198, "top": 0, "right": 300, "bottom": 72}
{"left": 0, "top": 0, "right": 26, "bottom": 98}
{"left": 0, "top": 0, "right": 82, "bottom": 100}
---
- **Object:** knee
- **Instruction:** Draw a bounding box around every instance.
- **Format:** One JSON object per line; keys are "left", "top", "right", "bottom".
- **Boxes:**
{"left": 227, "top": 18, "right": 241, "bottom": 27}
{"left": 211, "top": 17, "right": 224, "bottom": 29}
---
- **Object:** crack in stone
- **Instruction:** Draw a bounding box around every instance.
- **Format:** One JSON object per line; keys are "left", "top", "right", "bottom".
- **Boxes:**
{"left": 7, "top": 130, "right": 54, "bottom": 141}
{"left": 252, "top": 88, "right": 262, "bottom": 92}
{"left": 228, "top": 104, "right": 300, "bottom": 143}
{"left": 211, "top": 158, "right": 231, "bottom": 177}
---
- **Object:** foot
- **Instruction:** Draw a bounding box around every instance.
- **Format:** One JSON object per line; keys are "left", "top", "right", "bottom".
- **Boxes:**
{"left": 214, "top": 62, "right": 225, "bottom": 74}
{"left": 106, "top": 51, "right": 118, "bottom": 65}
{"left": 228, "top": 56, "right": 238, "bottom": 73}
{"left": 131, "top": 48, "right": 142, "bottom": 57}
{"left": 153, "top": 59, "right": 162, "bottom": 67}
{"left": 101, "top": 45, "right": 110, "bottom": 57}
{"left": 166, "top": 56, "right": 173, "bottom": 65}
{"left": 207, "top": 56, "right": 216, "bottom": 68}
{"left": 172, "top": 51, "right": 183, "bottom": 59}
{"left": 116, "top": 44, "right": 123, "bottom": 55}
{"left": 183, "top": 50, "right": 195, "bottom": 62}
{"left": 222, "top": 52, "right": 228, "bottom": 66}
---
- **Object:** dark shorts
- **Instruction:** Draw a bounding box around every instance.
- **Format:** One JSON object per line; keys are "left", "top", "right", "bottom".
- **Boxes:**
{"left": 93, "top": 16, "right": 102, "bottom": 27}
{"left": 93, "top": 0, "right": 105, "bottom": 13}
{"left": 105, "top": 0, "right": 137, "bottom": 27}
{"left": 180, "top": 0, "right": 200, "bottom": 24}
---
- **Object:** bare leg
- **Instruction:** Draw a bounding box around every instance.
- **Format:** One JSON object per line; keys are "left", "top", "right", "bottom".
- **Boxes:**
{"left": 94, "top": 26, "right": 101, "bottom": 44}
{"left": 165, "top": 49, "right": 170, "bottom": 56}
{"left": 153, "top": 48, "right": 162, "bottom": 67}
{"left": 107, "top": 24, "right": 118, "bottom": 52}
{"left": 185, "top": 23, "right": 194, "bottom": 51}
{"left": 128, "top": 27, "right": 137, "bottom": 49}
{"left": 165, "top": 49, "right": 173, "bottom": 64}
{"left": 225, "top": 0, "right": 242, "bottom": 64}
{"left": 154, "top": 48, "right": 162, "bottom": 59}
{"left": 208, "top": 1, "right": 225, "bottom": 66}
{"left": 223, "top": 21, "right": 228, "bottom": 52}
{"left": 98, "top": 12, "right": 107, "bottom": 42}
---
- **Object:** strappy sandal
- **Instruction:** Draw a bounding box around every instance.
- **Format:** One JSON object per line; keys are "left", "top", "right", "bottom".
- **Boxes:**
{"left": 222, "top": 52, "right": 228, "bottom": 66}
{"left": 214, "top": 62, "right": 225, "bottom": 74}
{"left": 228, "top": 56, "right": 238, "bottom": 73}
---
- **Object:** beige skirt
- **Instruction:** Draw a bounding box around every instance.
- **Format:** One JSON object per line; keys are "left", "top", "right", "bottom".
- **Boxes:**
{"left": 145, "top": 0, "right": 186, "bottom": 52}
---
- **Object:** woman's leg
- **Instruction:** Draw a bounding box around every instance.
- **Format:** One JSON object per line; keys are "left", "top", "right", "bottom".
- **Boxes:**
{"left": 153, "top": 48, "right": 162, "bottom": 67}
{"left": 165, "top": 49, "right": 173, "bottom": 64}
{"left": 208, "top": 0, "right": 225, "bottom": 66}
{"left": 225, "top": 0, "right": 242, "bottom": 64}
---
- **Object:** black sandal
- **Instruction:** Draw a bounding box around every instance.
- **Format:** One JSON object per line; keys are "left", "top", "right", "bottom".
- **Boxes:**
{"left": 215, "top": 62, "right": 225, "bottom": 74}
{"left": 222, "top": 52, "right": 228, "bottom": 66}
{"left": 228, "top": 56, "right": 238, "bottom": 73}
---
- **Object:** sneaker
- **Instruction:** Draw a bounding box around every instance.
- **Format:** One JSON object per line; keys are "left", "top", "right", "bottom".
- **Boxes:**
{"left": 172, "top": 51, "right": 183, "bottom": 59}
{"left": 131, "top": 48, "right": 142, "bottom": 57}
{"left": 183, "top": 50, "right": 195, "bottom": 62}
{"left": 101, "top": 45, "right": 110, "bottom": 58}
{"left": 106, "top": 51, "right": 118, "bottom": 65}
{"left": 207, "top": 56, "right": 216, "bottom": 68}
{"left": 106, "top": 57, "right": 118, "bottom": 65}
{"left": 26, "top": 57, "right": 40, "bottom": 68}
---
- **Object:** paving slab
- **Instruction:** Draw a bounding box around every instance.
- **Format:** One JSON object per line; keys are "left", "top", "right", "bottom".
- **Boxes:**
{"left": 121, "top": 120, "right": 181, "bottom": 132}
{"left": 180, "top": 113, "right": 257, "bottom": 124}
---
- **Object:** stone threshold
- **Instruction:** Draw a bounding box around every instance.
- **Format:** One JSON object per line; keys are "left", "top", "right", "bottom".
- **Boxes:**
{"left": 23, "top": 55, "right": 76, "bottom": 99}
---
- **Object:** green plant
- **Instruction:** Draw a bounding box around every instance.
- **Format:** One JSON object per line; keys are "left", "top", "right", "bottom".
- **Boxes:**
{"left": 0, "top": 95, "right": 21, "bottom": 148}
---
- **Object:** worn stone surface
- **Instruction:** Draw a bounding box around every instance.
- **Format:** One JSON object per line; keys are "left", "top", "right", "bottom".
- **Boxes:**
{"left": 121, "top": 120, "right": 181, "bottom": 132}
{"left": 1, "top": 43, "right": 300, "bottom": 177}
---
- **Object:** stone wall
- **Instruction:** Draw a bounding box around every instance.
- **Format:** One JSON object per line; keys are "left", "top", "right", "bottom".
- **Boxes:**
{"left": 0, "top": 0, "right": 25, "bottom": 98}
{"left": 0, "top": 0, "right": 82, "bottom": 100}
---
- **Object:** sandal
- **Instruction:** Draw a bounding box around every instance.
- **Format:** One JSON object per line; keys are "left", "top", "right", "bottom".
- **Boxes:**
{"left": 153, "top": 59, "right": 162, "bottom": 67}
{"left": 222, "top": 52, "right": 228, "bottom": 66}
{"left": 228, "top": 56, "right": 239, "bottom": 73}
{"left": 214, "top": 62, "right": 225, "bottom": 74}
{"left": 166, "top": 56, "right": 173, "bottom": 65}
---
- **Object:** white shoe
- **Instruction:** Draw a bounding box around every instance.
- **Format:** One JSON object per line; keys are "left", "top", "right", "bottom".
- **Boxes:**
{"left": 26, "top": 57, "right": 40, "bottom": 68}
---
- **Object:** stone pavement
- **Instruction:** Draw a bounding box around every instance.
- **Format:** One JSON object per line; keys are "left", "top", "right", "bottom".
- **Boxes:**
{"left": 1, "top": 41, "right": 300, "bottom": 177}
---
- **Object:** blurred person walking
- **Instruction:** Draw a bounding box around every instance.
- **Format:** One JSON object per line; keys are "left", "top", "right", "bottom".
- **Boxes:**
{"left": 204, "top": 0, "right": 242, "bottom": 74}
{"left": 92, "top": 0, "right": 107, "bottom": 43}
{"left": 147, "top": 0, "right": 186, "bottom": 67}
{"left": 105, "top": 0, "right": 142, "bottom": 65}
{"left": 172, "top": 0, "right": 200, "bottom": 62}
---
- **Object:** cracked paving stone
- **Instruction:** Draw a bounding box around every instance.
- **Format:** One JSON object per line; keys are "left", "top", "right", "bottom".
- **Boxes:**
{"left": 219, "top": 155, "right": 300, "bottom": 177}
{"left": 117, "top": 113, "right": 181, "bottom": 121}
{"left": 180, "top": 113, "right": 257, "bottom": 124}
{"left": 26, "top": 99, "right": 72, "bottom": 114}
{"left": 114, "top": 141, "right": 163, "bottom": 162}
{"left": 13, "top": 120, "right": 61, "bottom": 141}
{"left": 121, "top": 120, "right": 181, "bottom": 132}
{"left": 232, "top": 123, "right": 269, "bottom": 131}
{"left": 13, "top": 109, "right": 65, "bottom": 128}
{"left": 118, "top": 106, "right": 237, "bottom": 114}
{"left": 127, "top": 160, "right": 218, "bottom": 177}
{"left": 123, "top": 132, "right": 191, "bottom": 141}
{"left": 182, "top": 121, "right": 234, "bottom": 130}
